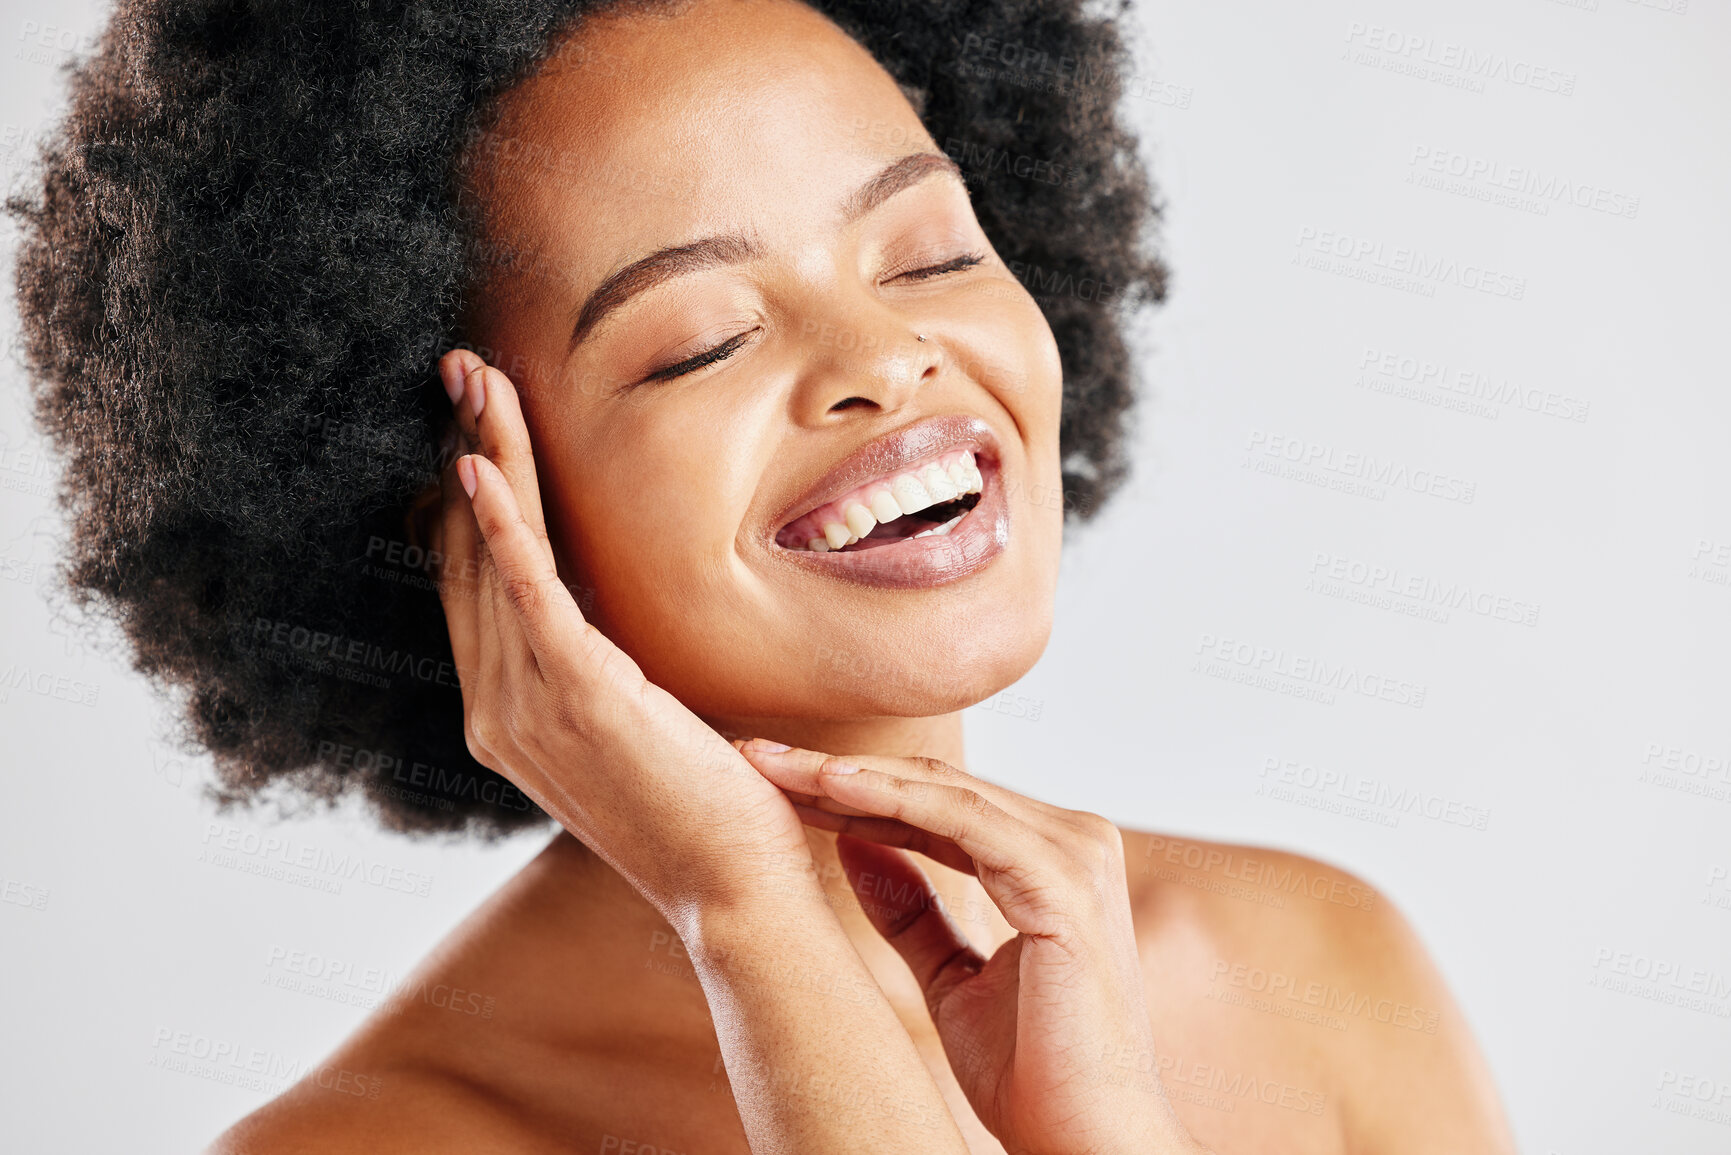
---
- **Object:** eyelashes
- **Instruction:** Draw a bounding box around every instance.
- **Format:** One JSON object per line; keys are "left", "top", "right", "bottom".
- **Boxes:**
{"left": 883, "top": 250, "right": 986, "bottom": 283}
{"left": 644, "top": 328, "right": 758, "bottom": 382}
{"left": 642, "top": 250, "right": 988, "bottom": 383}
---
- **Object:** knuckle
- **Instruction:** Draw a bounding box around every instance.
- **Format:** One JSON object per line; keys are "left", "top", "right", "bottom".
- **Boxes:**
{"left": 499, "top": 570, "right": 545, "bottom": 618}
{"left": 958, "top": 788, "right": 995, "bottom": 819}
{"left": 498, "top": 701, "right": 529, "bottom": 746}
{"left": 546, "top": 690, "right": 594, "bottom": 745}
{"left": 914, "top": 756, "right": 961, "bottom": 781}
{"left": 1042, "top": 811, "right": 1126, "bottom": 890}
{"left": 463, "top": 713, "right": 494, "bottom": 763}
{"left": 473, "top": 501, "right": 504, "bottom": 537}
{"left": 1073, "top": 809, "right": 1124, "bottom": 852}
{"left": 479, "top": 496, "right": 525, "bottom": 537}
{"left": 883, "top": 773, "right": 923, "bottom": 802}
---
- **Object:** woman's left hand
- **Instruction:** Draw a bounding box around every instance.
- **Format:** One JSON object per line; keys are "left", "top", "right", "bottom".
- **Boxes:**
{"left": 736, "top": 742, "right": 1212, "bottom": 1155}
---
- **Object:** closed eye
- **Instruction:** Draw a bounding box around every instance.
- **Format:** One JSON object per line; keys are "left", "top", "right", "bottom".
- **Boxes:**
{"left": 641, "top": 252, "right": 985, "bottom": 383}
{"left": 888, "top": 251, "right": 986, "bottom": 282}
{"left": 643, "top": 327, "right": 759, "bottom": 382}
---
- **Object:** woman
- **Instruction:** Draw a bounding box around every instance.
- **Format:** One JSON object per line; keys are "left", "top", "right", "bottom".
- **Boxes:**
{"left": 11, "top": 0, "right": 1516, "bottom": 1150}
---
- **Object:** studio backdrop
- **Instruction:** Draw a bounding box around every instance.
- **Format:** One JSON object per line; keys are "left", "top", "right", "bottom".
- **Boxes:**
{"left": 1, "top": 1, "right": 1726, "bottom": 1153}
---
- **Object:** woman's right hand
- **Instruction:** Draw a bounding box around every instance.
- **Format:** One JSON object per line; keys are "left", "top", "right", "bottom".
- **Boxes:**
{"left": 426, "top": 350, "right": 990, "bottom": 1154}
{"left": 429, "top": 350, "right": 812, "bottom": 924}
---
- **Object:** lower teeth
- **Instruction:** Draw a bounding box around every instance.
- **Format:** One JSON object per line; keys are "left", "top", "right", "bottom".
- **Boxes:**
{"left": 805, "top": 510, "right": 966, "bottom": 551}
{"left": 912, "top": 513, "right": 965, "bottom": 538}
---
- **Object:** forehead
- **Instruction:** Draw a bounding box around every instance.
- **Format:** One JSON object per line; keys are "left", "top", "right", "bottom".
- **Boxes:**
{"left": 470, "top": 0, "right": 935, "bottom": 288}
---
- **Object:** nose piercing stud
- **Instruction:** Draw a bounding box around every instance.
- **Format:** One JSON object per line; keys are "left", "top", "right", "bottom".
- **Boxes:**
{"left": 916, "top": 334, "right": 927, "bottom": 342}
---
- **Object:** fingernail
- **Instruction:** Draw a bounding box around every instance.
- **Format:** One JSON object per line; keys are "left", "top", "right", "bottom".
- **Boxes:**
{"left": 440, "top": 359, "right": 466, "bottom": 406}
{"left": 822, "top": 760, "right": 861, "bottom": 775}
{"left": 745, "top": 738, "right": 791, "bottom": 754}
{"left": 467, "top": 367, "right": 488, "bottom": 419}
{"left": 457, "top": 456, "right": 478, "bottom": 498}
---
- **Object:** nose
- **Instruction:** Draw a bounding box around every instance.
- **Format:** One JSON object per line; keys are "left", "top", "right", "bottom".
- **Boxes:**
{"left": 787, "top": 312, "right": 941, "bottom": 423}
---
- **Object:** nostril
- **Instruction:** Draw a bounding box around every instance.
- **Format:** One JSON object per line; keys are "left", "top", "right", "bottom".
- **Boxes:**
{"left": 828, "top": 396, "right": 874, "bottom": 412}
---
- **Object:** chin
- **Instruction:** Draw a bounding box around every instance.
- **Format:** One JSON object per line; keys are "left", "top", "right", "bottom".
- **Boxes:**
{"left": 690, "top": 592, "right": 1056, "bottom": 721}
{"left": 875, "top": 606, "right": 1053, "bottom": 718}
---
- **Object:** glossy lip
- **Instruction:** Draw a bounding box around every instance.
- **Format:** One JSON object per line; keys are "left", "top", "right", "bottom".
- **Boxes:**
{"left": 767, "top": 413, "right": 1009, "bottom": 590}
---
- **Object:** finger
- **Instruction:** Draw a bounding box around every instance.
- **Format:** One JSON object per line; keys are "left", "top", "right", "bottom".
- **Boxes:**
{"left": 737, "top": 740, "right": 872, "bottom": 800}
{"left": 465, "top": 365, "right": 549, "bottom": 540}
{"left": 741, "top": 742, "right": 999, "bottom": 872}
{"left": 441, "top": 350, "right": 484, "bottom": 445}
{"left": 739, "top": 742, "right": 1051, "bottom": 826}
{"left": 739, "top": 740, "right": 878, "bottom": 814}
{"left": 739, "top": 743, "right": 1039, "bottom": 877}
{"left": 438, "top": 348, "right": 485, "bottom": 412}
{"left": 835, "top": 834, "right": 987, "bottom": 1007}
{"left": 788, "top": 801, "right": 979, "bottom": 876}
{"left": 819, "top": 770, "right": 1040, "bottom": 881}
{"left": 462, "top": 456, "right": 535, "bottom": 683}
{"left": 459, "top": 452, "right": 596, "bottom": 677}
{"left": 436, "top": 454, "right": 482, "bottom": 677}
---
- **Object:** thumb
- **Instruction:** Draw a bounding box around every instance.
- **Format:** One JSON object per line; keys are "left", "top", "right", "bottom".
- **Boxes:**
{"left": 835, "top": 833, "right": 987, "bottom": 1011}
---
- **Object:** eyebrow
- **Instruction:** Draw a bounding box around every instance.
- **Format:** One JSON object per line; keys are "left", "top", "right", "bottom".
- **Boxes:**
{"left": 840, "top": 150, "right": 964, "bottom": 226}
{"left": 566, "top": 151, "right": 966, "bottom": 351}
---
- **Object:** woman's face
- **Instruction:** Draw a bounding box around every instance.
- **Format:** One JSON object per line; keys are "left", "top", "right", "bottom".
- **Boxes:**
{"left": 464, "top": 0, "right": 1065, "bottom": 721}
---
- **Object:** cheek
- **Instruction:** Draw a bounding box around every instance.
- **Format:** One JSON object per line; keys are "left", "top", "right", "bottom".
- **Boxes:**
{"left": 954, "top": 282, "right": 1065, "bottom": 440}
{"left": 1018, "top": 326, "right": 1066, "bottom": 445}
{"left": 554, "top": 404, "right": 761, "bottom": 628}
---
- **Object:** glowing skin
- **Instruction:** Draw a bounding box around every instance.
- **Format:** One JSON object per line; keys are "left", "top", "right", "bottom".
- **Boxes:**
{"left": 463, "top": 0, "right": 1065, "bottom": 725}
{"left": 209, "top": 3, "right": 1518, "bottom": 1153}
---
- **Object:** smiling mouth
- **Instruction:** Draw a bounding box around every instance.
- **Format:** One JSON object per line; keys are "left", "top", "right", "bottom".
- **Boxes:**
{"left": 774, "top": 448, "right": 985, "bottom": 552}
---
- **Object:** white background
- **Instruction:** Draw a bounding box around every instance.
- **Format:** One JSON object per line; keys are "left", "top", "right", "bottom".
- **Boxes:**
{"left": 2, "top": 1, "right": 1727, "bottom": 1152}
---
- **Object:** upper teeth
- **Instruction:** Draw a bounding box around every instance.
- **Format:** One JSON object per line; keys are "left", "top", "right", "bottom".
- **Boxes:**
{"left": 806, "top": 450, "right": 983, "bottom": 551}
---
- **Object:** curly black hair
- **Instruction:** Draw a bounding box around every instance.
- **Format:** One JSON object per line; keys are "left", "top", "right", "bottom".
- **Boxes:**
{"left": 9, "top": 0, "right": 1167, "bottom": 837}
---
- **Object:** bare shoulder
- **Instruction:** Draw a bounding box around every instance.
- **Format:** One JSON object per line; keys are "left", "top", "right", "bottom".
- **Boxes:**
{"left": 204, "top": 1059, "right": 550, "bottom": 1155}
{"left": 1116, "top": 827, "right": 1516, "bottom": 1154}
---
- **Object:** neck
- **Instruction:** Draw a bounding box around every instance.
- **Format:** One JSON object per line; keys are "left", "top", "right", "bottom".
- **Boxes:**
{"left": 695, "top": 709, "right": 969, "bottom": 771}
{"left": 447, "top": 709, "right": 1005, "bottom": 1058}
